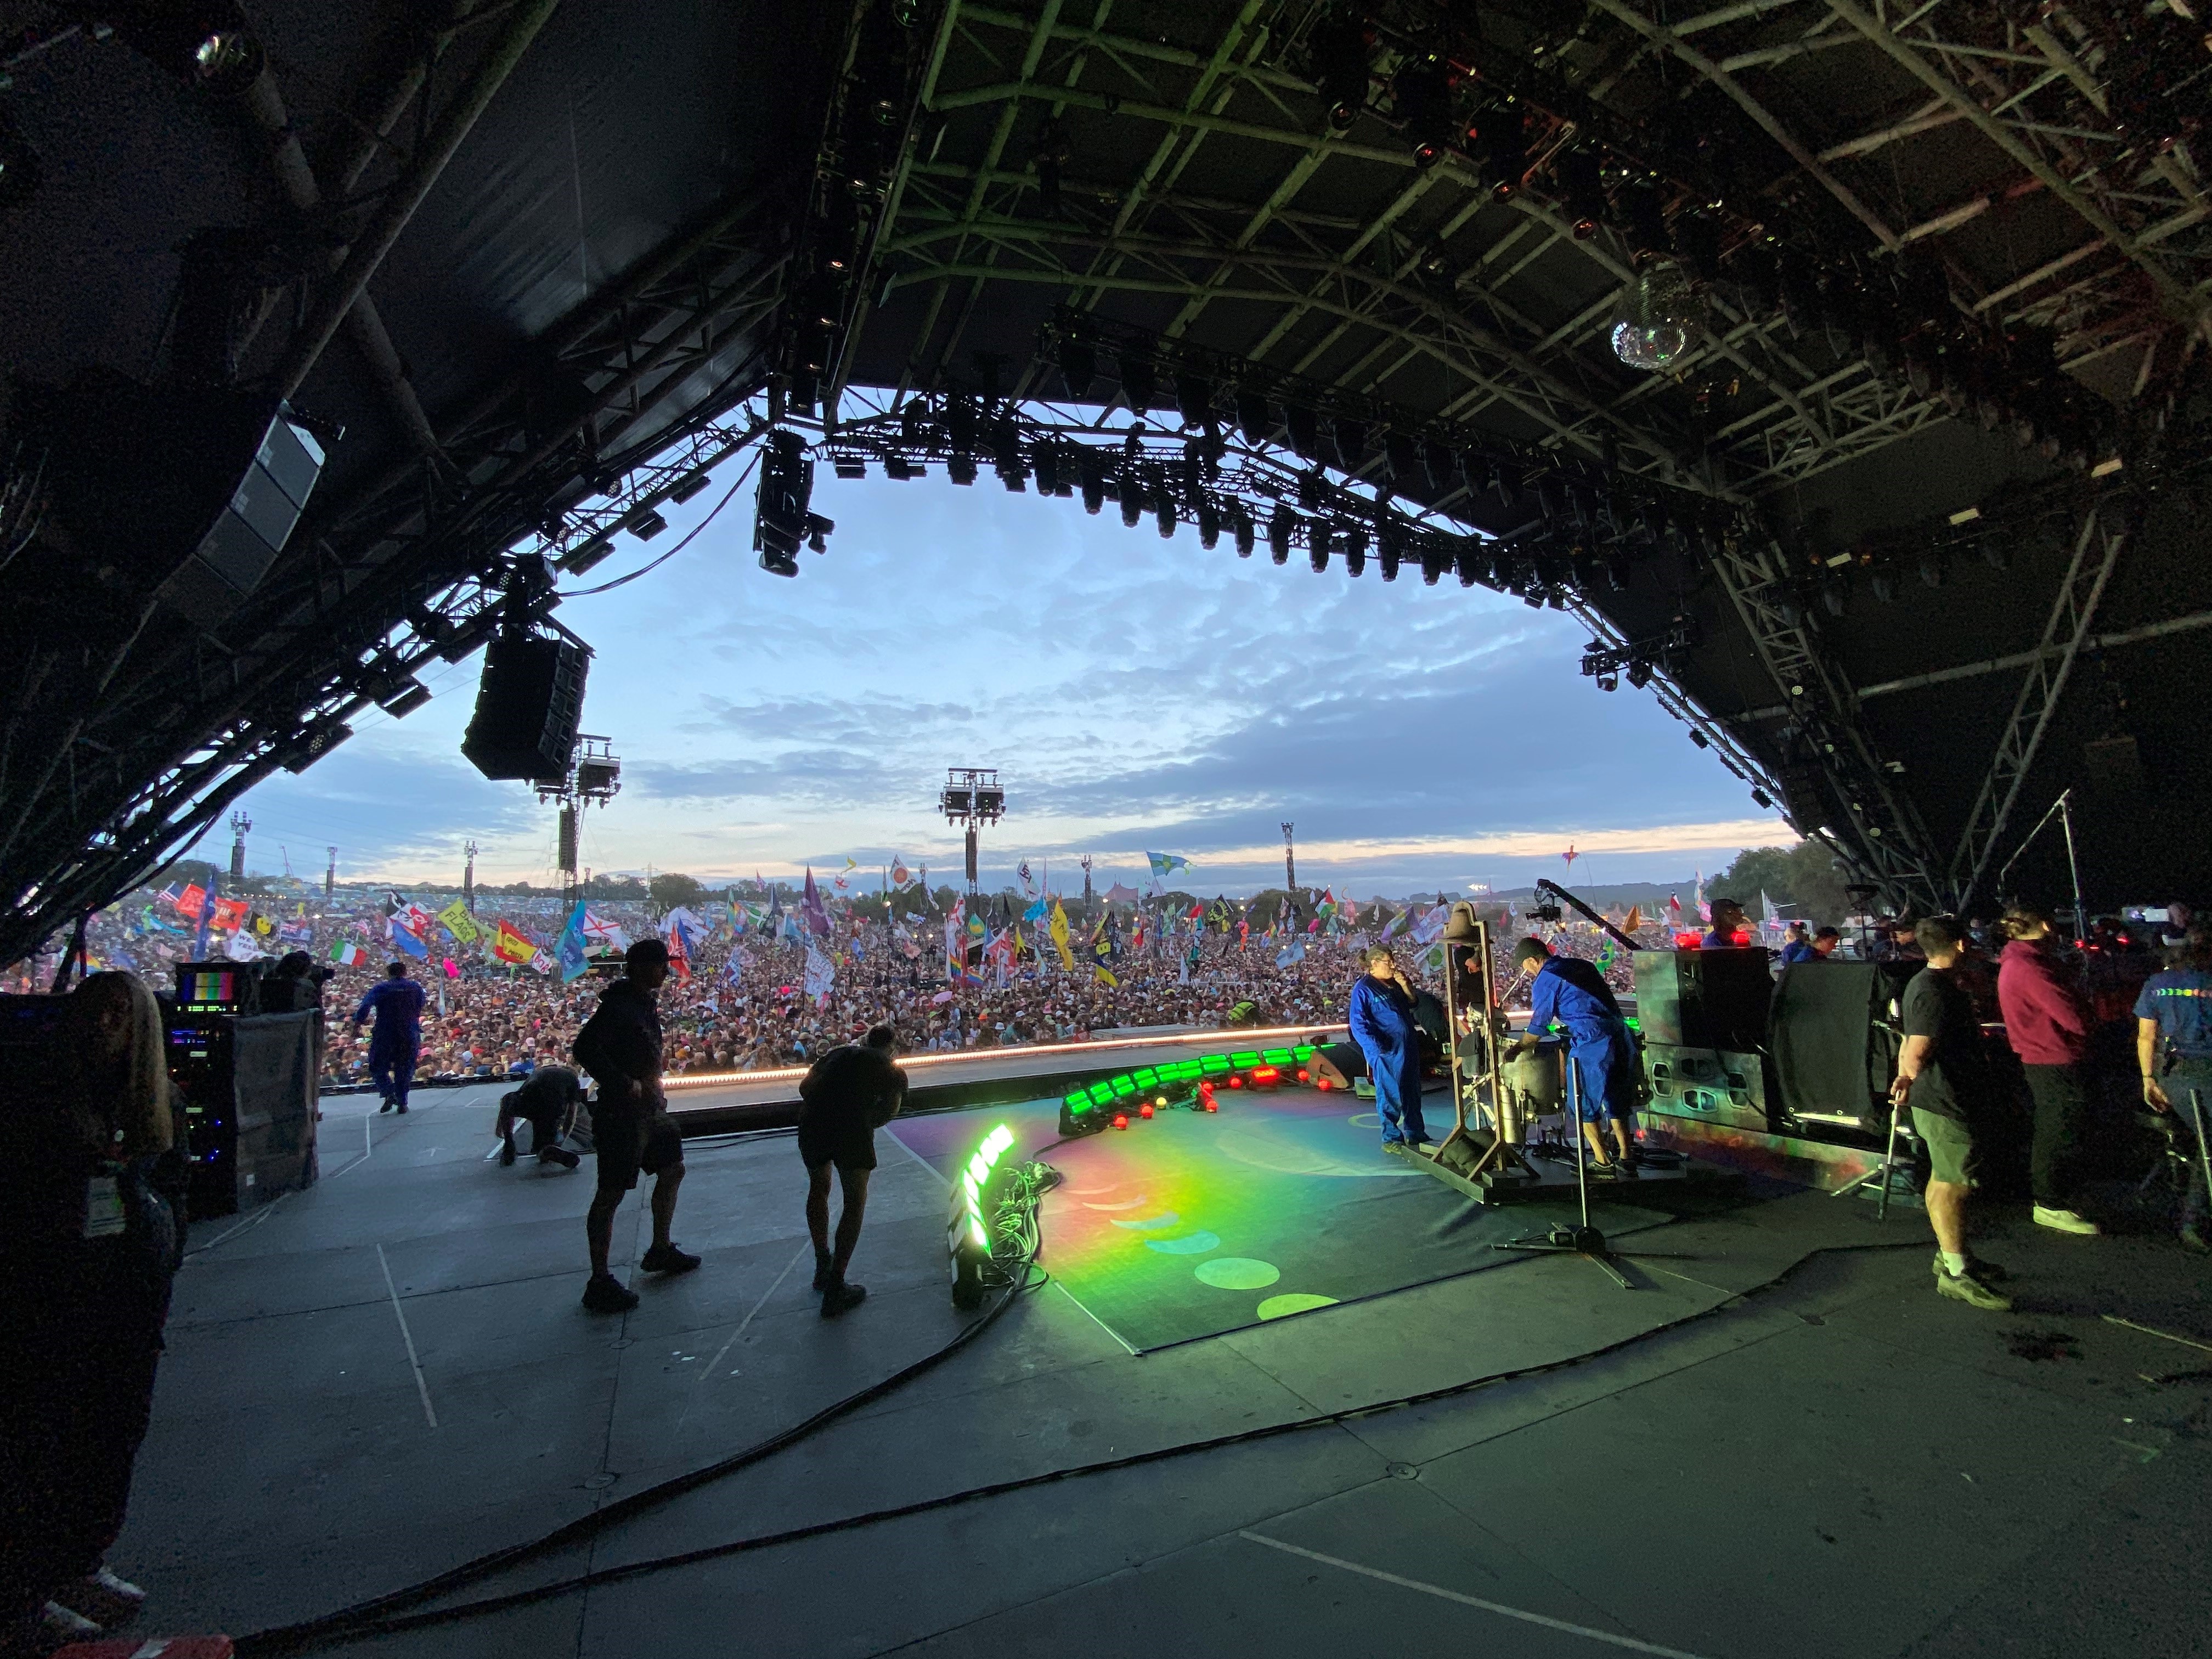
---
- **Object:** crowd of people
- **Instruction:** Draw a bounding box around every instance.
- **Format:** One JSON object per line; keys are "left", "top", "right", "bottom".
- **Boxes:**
{"left": 18, "top": 877, "right": 1675, "bottom": 1089}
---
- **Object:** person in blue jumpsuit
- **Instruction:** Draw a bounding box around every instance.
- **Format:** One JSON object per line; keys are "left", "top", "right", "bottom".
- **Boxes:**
{"left": 1348, "top": 945, "right": 1429, "bottom": 1148}
{"left": 1507, "top": 937, "right": 1639, "bottom": 1175}
{"left": 2136, "top": 923, "right": 2212, "bottom": 1251}
{"left": 352, "top": 960, "right": 426, "bottom": 1114}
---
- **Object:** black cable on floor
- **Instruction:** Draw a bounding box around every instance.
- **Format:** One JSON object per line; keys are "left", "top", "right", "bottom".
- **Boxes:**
{"left": 235, "top": 1180, "right": 1054, "bottom": 1657}
{"left": 237, "top": 1234, "right": 1926, "bottom": 1653}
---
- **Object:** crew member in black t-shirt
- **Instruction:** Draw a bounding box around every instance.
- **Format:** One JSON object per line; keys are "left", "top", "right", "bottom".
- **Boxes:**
{"left": 797, "top": 1024, "right": 908, "bottom": 1317}
{"left": 495, "top": 1064, "right": 584, "bottom": 1171}
{"left": 1891, "top": 916, "right": 2013, "bottom": 1311}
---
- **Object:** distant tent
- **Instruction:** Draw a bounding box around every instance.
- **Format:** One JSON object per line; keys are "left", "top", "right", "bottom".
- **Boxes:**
{"left": 1101, "top": 882, "right": 1142, "bottom": 907}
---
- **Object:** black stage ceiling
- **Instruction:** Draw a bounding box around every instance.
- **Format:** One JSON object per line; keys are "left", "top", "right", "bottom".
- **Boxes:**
{"left": 0, "top": 1, "right": 2206, "bottom": 963}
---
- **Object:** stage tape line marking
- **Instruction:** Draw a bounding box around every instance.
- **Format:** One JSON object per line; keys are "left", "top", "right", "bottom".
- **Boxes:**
{"left": 685, "top": 1243, "right": 814, "bottom": 1415}
{"left": 376, "top": 1244, "right": 438, "bottom": 1430}
{"left": 1237, "top": 1532, "right": 1715, "bottom": 1659}
{"left": 884, "top": 1126, "right": 950, "bottom": 1188}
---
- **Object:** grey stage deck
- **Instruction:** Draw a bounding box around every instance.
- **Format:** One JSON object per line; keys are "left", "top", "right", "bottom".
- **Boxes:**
{"left": 121, "top": 1085, "right": 2212, "bottom": 1658}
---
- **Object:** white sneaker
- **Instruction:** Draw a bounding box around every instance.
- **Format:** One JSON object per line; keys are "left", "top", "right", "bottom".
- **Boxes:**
{"left": 2033, "top": 1204, "right": 2101, "bottom": 1235}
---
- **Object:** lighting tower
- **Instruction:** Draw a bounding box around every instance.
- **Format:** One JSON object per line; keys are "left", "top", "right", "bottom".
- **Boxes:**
{"left": 463, "top": 841, "right": 479, "bottom": 913}
{"left": 1081, "top": 854, "right": 1093, "bottom": 909}
{"left": 939, "top": 768, "right": 1005, "bottom": 896}
{"left": 325, "top": 847, "right": 336, "bottom": 897}
{"left": 227, "top": 810, "right": 251, "bottom": 884}
{"left": 1282, "top": 822, "right": 1296, "bottom": 894}
{"left": 539, "top": 735, "right": 622, "bottom": 907}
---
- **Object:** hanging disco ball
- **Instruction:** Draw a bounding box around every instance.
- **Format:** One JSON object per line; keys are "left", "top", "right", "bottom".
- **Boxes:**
{"left": 1610, "top": 261, "right": 1700, "bottom": 373}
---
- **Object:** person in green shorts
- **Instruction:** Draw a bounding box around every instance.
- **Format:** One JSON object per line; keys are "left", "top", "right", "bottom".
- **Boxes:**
{"left": 1889, "top": 915, "right": 2013, "bottom": 1311}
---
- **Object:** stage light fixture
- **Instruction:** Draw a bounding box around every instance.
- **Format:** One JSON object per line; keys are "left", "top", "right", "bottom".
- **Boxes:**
{"left": 1118, "top": 350, "right": 1156, "bottom": 414}
{"left": 1384, "top": 430, "right": 1420, "bottom": 484}
{"left": 1559, "top": 149, "right": 1606, "bottom": 239}
{"left": 1268, "top": 507, "right": 1293, "bottom": 565}
{"left": 1155, "top": 495, "right": 1176, "bottom": 538}
{"left": 1175, "top": 371, "right": 1214, "bottom": 430}
{"left": 1483, "top": 108, "right": 1526, "bottom": 199}
{"left": 1611, "top": 261, "right": 1699, "bottom": 372}
{"left": 1394, "top": 56, "right": 1455, "bottom": 167}
{"left": 1423, "top": 442, "right": 1456, "bottom": 494}
{"left": 1333, "top": 417, "right": 1369, "bottom": 469}
{"left": 1309, "top": 522, "right": 1331, "bottom": 573}
{"left": 1454, "top": 548, "right": 1481, "bottom": 588}
{"left": 1341, "top": 526, "right": 1367, "bottom": 577}
{"left": 1283, "top": 403, "right": 1321, "bottom": 458}
{"left": 1627, "top": 659, "right": 1654, "bottom": 690}
{"left": 753, "top": 428, "right": 813, "bottom": 576}
{"left": 1918, "top": 551, "right": 1946, "bottom": 588}
{"left": 1378, "top": 522, "right": 1406, "bottom": 582}
{"left": 1231, "top": 503, "right": 1254, "bottom": 558}
{"left": 1752, "top": 788, "right": 1773, "bottom": 809}
{"left": 945, "top": 395, "right": 979, "bottom": 452}
{"left": 1077, "top": 447, "right": 1106, "bottom": 513}
{"left": 1058, "top": 334, "right": 1096, "bottom": 396}
{"left": 1197, "top": 499, "right": 1221, "bottom": 550}
{"left": 1235, "top": 390, "right": 1273, "bottom": 446}
{"left": 884, "top": 455, "right": 915, "bottom": 481}
{"left": 1597, "top": 675, "right": 1618, "bottom": 692}
{"left": 1032, "top": 439, "right": 1060, "bottom": 496}
{"left": 1870, "top": 567, "right": 1897, "bottom": 603}
{"left": 1689, "top": 729, "right": 1710, "bottom": 749}
{"left": 1308, "top": 17, "right": 1372, "bottom": 131}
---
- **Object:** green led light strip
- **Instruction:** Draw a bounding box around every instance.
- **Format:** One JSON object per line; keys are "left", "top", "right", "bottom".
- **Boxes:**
{"left": 1063, "top": 1044, "right": 1317, "bottom": 1119}
{"left": 956, "top": 1122, "right": 1017, "bottom": 1250}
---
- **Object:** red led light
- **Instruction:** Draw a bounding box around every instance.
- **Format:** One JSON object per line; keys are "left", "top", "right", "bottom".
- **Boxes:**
{"left": 1228, "top": 1075, "right": 1243, "bottom": 1088}
{"left": 1203, "top": 1099, "right": 1217, "bottom": 1111}
{"left": 1252, "top": 1065, "right": 1279, "bottom": 1084}
{"left": 1316, "top": 1078, "right": 1333, "bottom": 1091}
{"left": 1295, "top": 1068, "right": 1310, "bottom": 1083}
{"left": 1139, "top": 1103, "right": 1154, "bottom": 1119}
{"left": 1674, "top": 931, "right": 1703, "bottom": 948}
{"left": 1112, "top": 1114, "right": 1128, "bottom": 1130}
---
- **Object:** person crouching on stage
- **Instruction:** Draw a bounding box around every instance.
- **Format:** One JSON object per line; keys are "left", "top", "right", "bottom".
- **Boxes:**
{"left": 1349, "top": 946, "right": 1429, "bottom": 1149}
{"left": 797, "top": 1024, "right": 909, "bottom": 1317}
{"left": 495, "top": 1063, "right": 584, "bottom": 1171}
{"left": 1505, "top": 938, "right": 1640, "bottom": 1176}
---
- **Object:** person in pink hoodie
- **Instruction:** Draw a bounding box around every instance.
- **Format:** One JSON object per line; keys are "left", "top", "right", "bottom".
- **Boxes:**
{"left": 1996, "top": 904, "right": 2100, "bottom": 1235}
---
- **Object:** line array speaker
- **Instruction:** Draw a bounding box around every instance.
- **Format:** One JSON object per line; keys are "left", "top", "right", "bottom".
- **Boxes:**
{"left": 461, "top": 633, "right": 588, "bottom": 783}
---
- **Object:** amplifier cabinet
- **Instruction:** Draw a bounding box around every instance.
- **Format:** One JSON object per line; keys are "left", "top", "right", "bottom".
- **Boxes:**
{"left": 1641, "top": 1043, "right": 1778, "bottom": 1133}
{"left": 1632, "top": 949, "right": 1774, "bottom": 1052}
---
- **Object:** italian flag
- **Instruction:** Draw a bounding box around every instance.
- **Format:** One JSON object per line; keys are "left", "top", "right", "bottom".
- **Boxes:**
{"left": 330, "top": 940, "right": 368, "bottom": 967}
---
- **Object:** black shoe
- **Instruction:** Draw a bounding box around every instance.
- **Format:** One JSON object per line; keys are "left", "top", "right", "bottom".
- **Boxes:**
{"left": 396, "top": 1103, "right": 408, "bottom": 1114}
{"left": 499, "top": 1131, "right": 517, "bottom": 1167}
{"left": 538, "top": 1144, "right": 580, "bottom": 1170}
{"left": 821, "top": 1280, "right": 868, "bottom": 1317}
{"left": 582, "top": 1273, "right": 639, "bottom": 1313}
{"left": 379, "top": 1101, "right": 394, "bottom": 1114}
{"left": 640, "top": 1242, "right": 701, "bottom": 1275}
{"left": 812, "top": 1257, "right": 834, "bottom": 1291}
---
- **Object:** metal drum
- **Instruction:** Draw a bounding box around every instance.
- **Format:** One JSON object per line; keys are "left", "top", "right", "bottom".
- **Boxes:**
{"left": 1503, "top": 1047, "right": 1561, "bottom": 1110}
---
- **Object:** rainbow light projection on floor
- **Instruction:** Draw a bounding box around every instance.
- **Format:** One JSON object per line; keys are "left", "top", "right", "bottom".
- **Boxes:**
{"left": 1062, "top": 1045, "right": 1318, "bottom": 1125}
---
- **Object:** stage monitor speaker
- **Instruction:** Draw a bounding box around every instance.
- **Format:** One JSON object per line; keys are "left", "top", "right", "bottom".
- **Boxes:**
{"left": 1641, "top": 1044, "right": 1774, "bottom": 1132}
{"left": 462, "top": 633, "right": 589, "bottom": 783}
{"left": 1632, "top": 949, "right": 1773, "bottom": 1052}
{"left": 1769, "top": 960, "right": 1905, "bottom": 1135}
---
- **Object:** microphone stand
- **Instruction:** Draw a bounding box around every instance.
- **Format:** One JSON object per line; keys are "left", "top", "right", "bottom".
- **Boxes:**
{"left": 1995, "top": 789, "right": 2089, "bottom": 946}
{"left": 1490, "top": 1054, "right": 1637, "bottom": 1289}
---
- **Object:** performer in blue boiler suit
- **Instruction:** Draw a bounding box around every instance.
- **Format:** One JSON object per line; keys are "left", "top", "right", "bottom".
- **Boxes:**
{"left": 1349, "top": 945, "right": 1430, "bottom": 1147}
{"left": 1507, "top": 937, "right": 1640, "bottom": 1176}
{"left": 352, "top": 960, "right": 427, "bottom": 1114}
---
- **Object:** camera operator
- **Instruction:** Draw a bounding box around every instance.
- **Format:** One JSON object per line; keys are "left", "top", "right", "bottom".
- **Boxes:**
{"left": 1890, "top": 917, "right": 2013, "bottom": 1311}
{"left": 1, "top": 973, "right": 183, "bottom": 1649}
{"left": 2135, "top": 923, "right": 2212, "bottom": 1252}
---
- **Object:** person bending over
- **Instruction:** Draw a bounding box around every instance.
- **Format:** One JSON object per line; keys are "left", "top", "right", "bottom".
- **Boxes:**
{"left": 1505, "top": 937, "right": 1640, "bottom": 1175}
{"left": 1349, "top": 946, "right": 1429, "bottom": 1148}
{"left": 1891, "top": 916, "right": 2013, "bottom": 1311}
{"left": 352, "top": 960, "right": 425, "bottom": 1114}
{"left": 796, "top": 1024, "right": 909, "bottom": 1317}
{"left": 496, "top": 1063, "right": 584, "bottom": 1171}
{"left": 1995, "top": 903, "right": 2099, "bottom": 1237}
{"left": 2136, "top": 923, "right": 2212, "bottom": 1252}
{"left": 572, "top": 939, "right": 696, "bottom": 1314}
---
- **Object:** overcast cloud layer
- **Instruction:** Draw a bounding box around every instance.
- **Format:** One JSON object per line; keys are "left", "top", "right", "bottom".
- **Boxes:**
{"left": 195, "top": 467, "right": 1791, "bottom": 897}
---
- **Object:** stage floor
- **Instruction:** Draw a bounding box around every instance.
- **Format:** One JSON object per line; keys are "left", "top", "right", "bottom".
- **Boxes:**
{"left": 891, "top": 1097, "right": 1673, "bottom": 1351}
{"left": 111, "top": 1082, "right": 2212, "bottom": 1659}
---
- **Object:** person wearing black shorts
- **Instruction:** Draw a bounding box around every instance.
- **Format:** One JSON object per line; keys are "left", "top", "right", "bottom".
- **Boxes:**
{"left": 495, "top": 1064, "right": 584, "bottom": 1170}
{"left": 797, "top": 1024, "right": 908, "bottom": 1317}
{"left": 572, "top": 939, "right": 697, "bottom": 1313}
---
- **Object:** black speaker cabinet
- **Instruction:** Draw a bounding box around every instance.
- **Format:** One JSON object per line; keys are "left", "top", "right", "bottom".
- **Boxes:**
{"left": 167, "top": 1011, "right": 320, "bottom": 1218}
{"left": 1642, "top": 1044, "right": 1776, "bottom": 1132}
{"left": 1632, "top": 948, "right": 1774, "bottom": 1052}
{"left": 462, "top": 633, "right": 589, "bottom": 783}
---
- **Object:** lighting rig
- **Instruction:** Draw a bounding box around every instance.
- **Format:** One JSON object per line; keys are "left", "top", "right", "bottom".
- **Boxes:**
{"left": 940, "top": 766, "right": 1004, "bottom": 893}
{"left": 1580, "top": 614, "right": 1697, "bottom": 696}
{"left": 537, "top": 735, "right": 622, "bottom": 909}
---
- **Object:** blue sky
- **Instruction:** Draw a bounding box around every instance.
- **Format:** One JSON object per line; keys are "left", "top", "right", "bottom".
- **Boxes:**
{"left": 193, "top": 454, "right": 1792, "bottom": 899}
